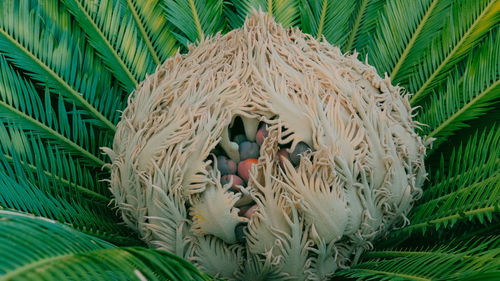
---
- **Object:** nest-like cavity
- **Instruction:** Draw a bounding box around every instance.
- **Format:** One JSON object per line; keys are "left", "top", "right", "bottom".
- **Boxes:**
{"left": 105, "top": 11, "right": 427, "bottom": 280}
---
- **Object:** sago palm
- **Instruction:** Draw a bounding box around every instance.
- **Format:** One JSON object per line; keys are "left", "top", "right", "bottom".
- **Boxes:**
{"left": 0, "top": 0, "right": 499, "bottom": 280}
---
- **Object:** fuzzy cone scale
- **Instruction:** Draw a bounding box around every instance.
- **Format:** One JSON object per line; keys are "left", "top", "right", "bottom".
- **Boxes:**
{"left": 105, "top": 11, "right": 427, "bottom": 281}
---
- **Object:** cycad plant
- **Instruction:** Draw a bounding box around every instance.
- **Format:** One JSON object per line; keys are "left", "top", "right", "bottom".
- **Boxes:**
{"left": 0, "top": 0, "right": 498, "bottom": 280}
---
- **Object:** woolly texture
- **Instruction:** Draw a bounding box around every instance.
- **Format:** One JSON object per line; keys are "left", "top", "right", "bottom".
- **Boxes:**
{"left": 105, "top": 11, "right": 427, "bottom": 280}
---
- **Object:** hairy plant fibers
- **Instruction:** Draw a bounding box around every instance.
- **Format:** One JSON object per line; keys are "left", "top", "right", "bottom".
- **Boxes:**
{"left": 105, "top": 11, "right": 427, "bottom": 280}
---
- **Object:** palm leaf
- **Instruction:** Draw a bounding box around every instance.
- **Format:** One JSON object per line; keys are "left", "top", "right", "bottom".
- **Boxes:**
{"left": 0, "top": 0, "right": 119, "bottom": 131}
{"left": 417, "top": 29, "right": 500, "bottom": 149}
{"left": 344, "top": 0, "right": 385, "bottom": 53}
{"left": 0, "top": 55, "right": 107, "bottom": 167}
{"left": 405, "top": 176, "right": 499, "bottom": 235}
{"left": 0, "top": 148, "right": 137, "bottom": 244}
{"left": 36, "top": 0, "right": 128, "bottom": 124}
{"left": 62, "top": 0, "right": 157, "bottom": 91}
{"left": 123, "top": 0, "right": 179, "bottom": 63}
{"left": 0, "top": 210, "right": 209, "bottom": 281}
{"left": 365, "top": 0, "right": 452, "bottom": 79}
{"left": 334, "top": 236, "right": 500, "bottom": 280}
{"left": 424, "top": 126, "right": 500, "bottom": 204}
{"left": 163, "top": 0, "right": 225, "bottom": 46}
{"left": 407, "top": 0, "right": 500, "bottom": 104}
{"left": 270, "top": 0, "right": 299, "bottom": 28}
{"left": 0, "top": 127, "right": 108, "bottom": 203}
{"left": 381, "top": 126, "right": 500, "bottom": 245}
{"left": 0, "top": 54, "right": 126, "bottom": 240}
{"left": 298, "top": 0, "right": 358, "bottom": 47}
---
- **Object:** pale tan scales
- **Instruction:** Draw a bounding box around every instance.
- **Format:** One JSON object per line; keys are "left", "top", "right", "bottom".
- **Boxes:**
{"left": 105, "top": 11, "right": 427, "bottom": 281}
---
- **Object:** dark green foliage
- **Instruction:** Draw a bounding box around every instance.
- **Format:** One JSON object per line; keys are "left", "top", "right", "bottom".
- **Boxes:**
{"left": 163, "top": 0, "right": 225, "bottom": 45}
{"left": 375, "top": 126, "right": 500, "bottom": 249}
{"left": 0, "top": 0, "right": 499, "bottom": 279}
{"left": 0, "top": 210, "right": 209, "bottom": 280}
{"left": 406, "top": 0, "right": 500, "bottom": 104}
{"left": 364, "top": 0, "right": 452, "bottom": 80}
{"left": 417, "top": 28, "right": 500, "bottom": 150}
{"left": 298, "top": 0, "right": 357, "bottom": 45}
{"left": 121, "top": 0, "right": 180, "bottom": 63}
{"left": 335, "top": 236, "right": 500, "bottom": 280}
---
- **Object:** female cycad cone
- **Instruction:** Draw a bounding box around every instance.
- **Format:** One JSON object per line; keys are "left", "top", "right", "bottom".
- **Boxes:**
{"left": 105, "top": 11, "right": 427, "bottom": 280}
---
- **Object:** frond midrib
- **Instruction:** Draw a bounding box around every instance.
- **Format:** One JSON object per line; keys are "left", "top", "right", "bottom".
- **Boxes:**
{"left": 410, "top": 0, "right": 499, "bottom": 104}
{"left": 188, "top": 0, "right": 204, "bottom": 40}
{"left": 344, "top": 0, "right": 369, "bottom": 51}
{"left": 0, "top": 253, "right": 74, "bottom": 281}
{"left": 315, "top": 0, "right": 328, "bottom": 40}
{"left": 364, "top": 250, "right": 444, "bottom": 259}
{"left": 70, "top": 0, "right": 139, "bottom": 86}
{"left": 0, "top": 100, "right": 106, "bottom": 168}
{"left": 416, "top": 173, "right": 500, "bottom": 205}
{"left": 424, "top": 157, "right": 500, "bottom": 200}
{"left": 390, "top": 0, "right": 439, "bottom": 80}
{"left": 0, "top": 27, "right": 117, "bottom": 132}
{"left": 426, "top": 78, "right": 500, "bottom": 139}
{"left": 409, "top": 205, "right": 499, "bottom": 230}
{"left": 1, "top": 153, "right": 108, "bottom": 203}
{"left": 126, "top": 0, "right": 160, "bottom": 64}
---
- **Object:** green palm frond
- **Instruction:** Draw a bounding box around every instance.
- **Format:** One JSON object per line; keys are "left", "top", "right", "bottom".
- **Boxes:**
{"left": 0, "top": 55, "right": 108, "bottom": 167}
{"left": 298, "top": 0, "right": 357, "bottom": 46}
{"left": 334, "top": 236, "right": 500, "bottom": 280}
{"left": 381, "top": 126, "right": 500, "bottom": 245}
{"left": 0, "top": 127, "right": 109, "bottom": 202}
{"left": 417, "top": 29, "right": 500, "bottom": 149}
{"left": 344, "top": 0, "right": 385, "bottom": 54}
{"left": 0, "top": 50, "right": 129, "bottom": 242}
{"left": 407, "top": 0, "right": 500, "bottom": 104}
{"left": 344, "top": 0, "right": 383, "bottom": 53}
{"left": 0, "top": 210, "right": 209, "bottom": 281}
{"left": 123, "top": 0, "right": 179, "bottom": 63}
{"left": 63, "top": 0, "right": 157, "bottom": 91}
{"left": 406, "top": 176, "right": 499, "bottom": 236}
{"left": 36, "top": 0, "right": 129, "bottom": 122}
{"left": 0, "top": 147, "right": 137, "bottom": 244}
{"left": 163, "top": 0, "right": 225, "bottom": 46}
{"left": 270, "top": 0, "right": 299, "bottom": 28}
{"left": 365, "top": 0, "right": 452, "bottom": 79}
{"left": 0, "top": 0, "right": 119, "bottom": 131}
{"left": 425, "top": 126, "right": 500, "bottom": 204}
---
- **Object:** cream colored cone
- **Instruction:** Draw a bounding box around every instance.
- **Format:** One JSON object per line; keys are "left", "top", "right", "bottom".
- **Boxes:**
{"left": 105, "top": 10, "right": 427, "bottom": 281}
